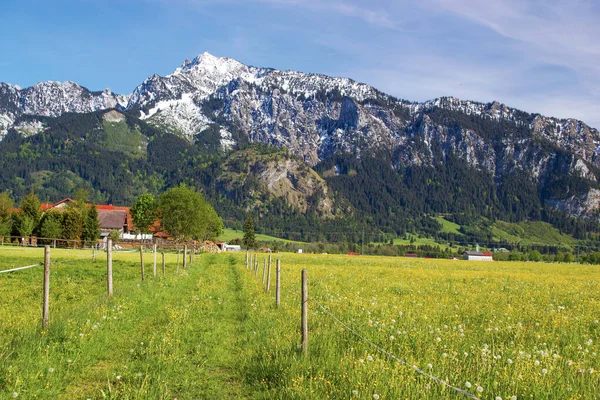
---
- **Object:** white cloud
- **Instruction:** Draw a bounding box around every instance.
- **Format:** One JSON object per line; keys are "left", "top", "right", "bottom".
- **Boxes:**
{"left": 427, "top": 0, "right": 600, "bottom": 80}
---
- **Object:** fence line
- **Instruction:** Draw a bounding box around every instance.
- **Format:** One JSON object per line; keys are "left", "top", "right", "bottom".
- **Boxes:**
{"left": 311, "top": 298, "right": 480, "bottom": 400}
{"left": 0, "top": 263, "right": 41, "bottom": 274}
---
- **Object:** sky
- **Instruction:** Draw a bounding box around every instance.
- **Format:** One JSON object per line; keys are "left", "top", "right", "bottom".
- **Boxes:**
{"left": 1, "top": 0, "right": 599, "bottom": 128}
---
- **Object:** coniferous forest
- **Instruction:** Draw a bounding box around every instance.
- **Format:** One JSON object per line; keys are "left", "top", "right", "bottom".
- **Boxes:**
{"left": 0, "top": 109, "right": 599, "bottom": 251}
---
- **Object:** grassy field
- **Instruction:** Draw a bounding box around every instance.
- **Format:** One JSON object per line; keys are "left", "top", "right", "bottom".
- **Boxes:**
{"left": 434, "top": 216, "right": 462, "bottom": 235}
{"left": 1, "top": 247, "right": 599, "bottom": 399}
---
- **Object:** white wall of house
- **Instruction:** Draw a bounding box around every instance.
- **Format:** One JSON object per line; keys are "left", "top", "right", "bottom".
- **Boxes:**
{"left": 465, "top": 255, "right": 493, "bottom": 261}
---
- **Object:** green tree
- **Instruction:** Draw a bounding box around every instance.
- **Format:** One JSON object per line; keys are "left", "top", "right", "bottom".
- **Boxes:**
{"left": 131, "top": 193, "right": 158, "bottom": 234}
{"left": 528, "top": 250, "right": 541, "bottom": 262}
{"left": 159, "top": 185, "right": 223, "bottom": 242}
{"left": 74, "top": 187, "right": 90, "bottom": 206}
{"left": 0, "top": 191, "right": 14, "bottom": 236}
{"left": 82, "top": 204, "right": 101, "bottom": 245}
{"left": 20, "top": 189, "right": 41, "bottom": 234}
{"left": 243, "top": 216, "right": 256, "bottom": 249}
{"left": 62, "top": 208, "right": 84, "bottom": 243}
{"left": 39, "top": 210, "right": 63, "bottom": 240}
{"left": 16, "top": 215, "right": 35, "bottom": 238}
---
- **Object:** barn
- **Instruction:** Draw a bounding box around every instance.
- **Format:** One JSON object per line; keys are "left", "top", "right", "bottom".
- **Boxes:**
{"left": 463, "top": 251, "right": 493, "bottom": 261}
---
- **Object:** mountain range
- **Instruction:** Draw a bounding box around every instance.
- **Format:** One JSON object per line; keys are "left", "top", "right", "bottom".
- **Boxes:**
{"left": 1, "top": 52, "right": 599, "bottom": 242}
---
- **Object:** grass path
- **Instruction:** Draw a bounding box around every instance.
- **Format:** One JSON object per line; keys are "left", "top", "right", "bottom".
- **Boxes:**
{"left": 1, "top": 249, "right": 261, "bottom": 399}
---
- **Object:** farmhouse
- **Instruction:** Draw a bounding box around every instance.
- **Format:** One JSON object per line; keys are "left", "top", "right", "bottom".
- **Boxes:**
{"left": 463, "top": 251, "right": 493, "bottom": 261}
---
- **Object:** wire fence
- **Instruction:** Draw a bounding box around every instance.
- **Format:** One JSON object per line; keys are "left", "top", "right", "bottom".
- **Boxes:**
{"left": 242, "top": 251, "right": 481, "bottom": 399}
{"left": 0, "top": 263, "right": 41, "bottom": 274}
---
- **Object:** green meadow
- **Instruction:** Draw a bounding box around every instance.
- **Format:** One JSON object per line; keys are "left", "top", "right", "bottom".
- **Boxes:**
{"left": 1, "top": 247, "right": 599, "bottom": 399}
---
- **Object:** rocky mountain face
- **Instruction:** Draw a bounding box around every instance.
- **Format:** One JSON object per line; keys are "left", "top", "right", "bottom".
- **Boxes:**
{"left": 1, "top": 52, "right": 599, "bottom": 217}
{"left": 218, "top": 147, "right": 334, "bottom": 216}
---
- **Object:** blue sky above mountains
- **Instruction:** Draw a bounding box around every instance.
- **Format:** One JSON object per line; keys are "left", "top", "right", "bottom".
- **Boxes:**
{"left": 2, "top": 0, "right": 599, "bottom": 128}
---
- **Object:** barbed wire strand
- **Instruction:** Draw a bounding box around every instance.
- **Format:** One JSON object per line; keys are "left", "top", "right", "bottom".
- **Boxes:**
{"left": 312, "top": 299, "right": 480, "bottom": 400}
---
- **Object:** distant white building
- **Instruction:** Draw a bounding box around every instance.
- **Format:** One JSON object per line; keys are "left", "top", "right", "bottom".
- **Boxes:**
{"left": 296, "top": 249, "right": 303, "bottom": 254}
{"left": 463, "top": 251, "right": 493, "bottom": 261}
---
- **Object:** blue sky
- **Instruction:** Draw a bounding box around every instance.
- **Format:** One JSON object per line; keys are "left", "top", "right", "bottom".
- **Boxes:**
{"left": 2, "top": 0, "right": 599, "bottom": 128}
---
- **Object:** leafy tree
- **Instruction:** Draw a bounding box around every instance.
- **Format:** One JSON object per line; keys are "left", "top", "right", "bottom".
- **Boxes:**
{"left": 16, "top": 215, "right": 35, "bottom": 238}
{"left": 39, "top": 210, "right": 63, "bottom": 240}
{"left": 243, "top": 216, "right": 256, "bottom": 249}
{"left": 131, "top": 193, "right": 158, "bottom": 234}
{"left": 0, "top": 191, "right": 14, "bottom": 236}
{"left": 74, "top": 187, "right": 90, "bottom": 206}
{"left": 528, "top": 250, "right": 541, "bottom": 262}
{"left": 20, "top": 189, "right": 41, "bottom": 233}
{"left": 159, "top": 185, "right": 222, "bottom": 242}
{"left": 61, "top": 208, "right": 84, "bottom": 243}
{"left": 82, "top": 204, "right": 101, "bottom": 245}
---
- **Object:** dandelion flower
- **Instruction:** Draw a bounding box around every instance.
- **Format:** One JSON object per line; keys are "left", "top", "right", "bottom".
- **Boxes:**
{"left": 48, "top": 367, "right": 55, "bottom": 373}
{"left": 116, "top": 375, "right": 121, "bottom": 380}
{"left": 510, "top": 397, "right": 517, "bottom": 400}
{"left": 534, "top": 360, "right": 540, "bottom": 366}
{"left": 541, "top": 368, "right": 548, "bottom": 374}
{"left": 373, "top": 394, "right": 380, "bottom": 399}
{"left": 477, "top": 386, "right": 484, "bottom": 393}
{"left": 427, "top": 363, "right": 433, "bottom": 369}
{"left": 495, "top": 397, "right": 502, "bottom": 400}
{"left": 12, "top": 392, "right": 18, "bottom": 398}
{"left": 507, "top": 359, "right": 513, "bottom": 364}
{"left": 367, "top": 356, "right": 374, "bottom": 362}
{"left": 352, "top": 390, "right": 358, "bottom": 395}
{"left": 465, "top": 382, "right": 472, "bottom": 389}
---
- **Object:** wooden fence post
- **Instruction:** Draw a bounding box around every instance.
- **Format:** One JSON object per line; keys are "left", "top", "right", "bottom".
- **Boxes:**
{"left": 92, "top": 245, "right": 96, "bottom": 261}
{"left": 276, "top": 259, "right": 281, "bottom": 308}
{"left": 266, "top": 259, "right": 271, "bottom": 292}
{"left": 140, "top": 246, "right": 145, "bottom": 281}
{"left": 183, "top": 245, "right": 187, "bottom": 269}
{"left": 245, "top": 251, "right": 248, "bottom": 268}
{"left": 262, "top": 258, "right": 266, "bottom": 283}
{"left": 153, "top": 243, "right": 157, "bottom": 277}
{"left": 301, "top": 269, "right": 308, "bottom": 355}
{"left": 53, "top": 239, "right": 56, "bottom": 248}
{"left": 177, "top": 249, "right": 180, "bottom": 272}
{"left": 162, "top": 252, "right": 166, "bottom": 276}
{"left": 107, "top": 238, "right": 113, "bottom": 297}
{"left": 42, "top": 245, "right": 50, "bottom": 329}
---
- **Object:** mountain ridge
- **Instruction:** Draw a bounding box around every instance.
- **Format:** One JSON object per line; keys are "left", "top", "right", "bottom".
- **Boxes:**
{"left": 1, "top": 52, "right": 599, "bottom": 219}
